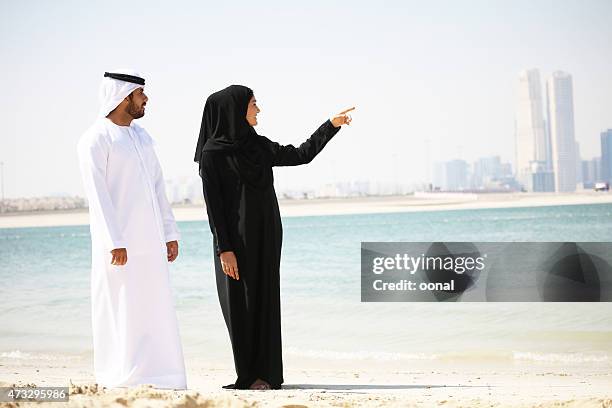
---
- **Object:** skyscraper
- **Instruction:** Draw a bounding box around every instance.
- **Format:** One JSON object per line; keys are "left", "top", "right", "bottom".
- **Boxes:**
{"left": 547, "top": 71, "right": 577, "bottom": 192}
{"left": 601, "top": 130, "right": 612, "bottom": 184}
{"left": 472, "top": 156, "right": 503, "bottom": 188}
{"left": 432, "top": 160, "right": 470, "bottom": 191}
{"left": 445, "top": 160, "right": 469, "bottom": 191}
{"left": 575, "top": 141, "right": 582, "bottom": 186}
{"left": 582, "top": 157, "right": 601, "bottom": 189}
{"left": 515, "top": 69, "right": 553, "bottom": 191}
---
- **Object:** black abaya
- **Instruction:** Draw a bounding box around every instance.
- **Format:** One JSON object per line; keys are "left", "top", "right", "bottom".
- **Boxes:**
{"left": 199, "top": 119, "right": 340, "bottom": 389}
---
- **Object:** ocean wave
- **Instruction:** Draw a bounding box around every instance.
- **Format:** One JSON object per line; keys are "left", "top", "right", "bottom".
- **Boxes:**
{"left": 1, "top": 350, "right": 53, "bottom": 360}
{"left": 0, "top": 350, "right": 81, "bottom": 361}
{"left": 284, "top": 347, "right": 439, "bottom": 361}
{"left": 513, "top": 351, "right": 609, "bottom": 364}
{"left": 284, "top": 347, "right": 612, "bottom": 365}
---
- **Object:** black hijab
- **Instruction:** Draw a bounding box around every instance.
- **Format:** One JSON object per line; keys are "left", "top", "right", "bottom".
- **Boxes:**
{"left": 194, "top": 85, "right": 272, "bottom": 190}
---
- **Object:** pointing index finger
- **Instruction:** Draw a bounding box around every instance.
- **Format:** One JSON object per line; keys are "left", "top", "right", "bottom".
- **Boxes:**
{"left": 340, "top": 106, "right": 356, "bottom": 114}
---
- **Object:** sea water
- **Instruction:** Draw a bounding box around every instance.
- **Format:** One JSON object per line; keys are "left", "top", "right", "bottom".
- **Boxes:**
{"left": 1, "top": 203, "right": 611, "bottom": 366}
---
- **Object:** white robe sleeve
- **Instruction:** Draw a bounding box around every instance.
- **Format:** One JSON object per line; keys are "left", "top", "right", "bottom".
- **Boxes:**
{"left": 152, "top": 152, "right": 181, "bottom": 243}
{"left": 77, "top": 133, "right": 127, "bottom": 250}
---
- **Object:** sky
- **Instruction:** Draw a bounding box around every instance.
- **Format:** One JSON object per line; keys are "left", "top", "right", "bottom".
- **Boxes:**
{"left": 0, "top": 0, "right": 611, "bottom": 198}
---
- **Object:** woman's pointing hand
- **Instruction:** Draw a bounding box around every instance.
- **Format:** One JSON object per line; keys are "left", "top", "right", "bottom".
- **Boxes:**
{"left": 330, "top": 106, "right": 355, "bottom": 128}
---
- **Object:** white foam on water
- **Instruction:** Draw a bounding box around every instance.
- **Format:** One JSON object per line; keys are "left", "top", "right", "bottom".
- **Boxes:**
{"left": 285, "top": 347, "right": 612, "bottom": 365}
{"left": 1, "top": 350, "right": 46, "bottom": 360}
{"left": 513, "top": 351, "right": 609, "bottom": 364}
{"left": 0, "top": 350, "right": 82, "bottom": 361}
{"left": 284, "top": 347, "right": 439, "bottom": 361}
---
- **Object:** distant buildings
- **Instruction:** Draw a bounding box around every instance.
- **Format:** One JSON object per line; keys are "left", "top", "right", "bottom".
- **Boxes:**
{"left": 529, "top": 162, "right": 555, "bottom": 192}
{"left": 515, "top": 69, "right": 553, "bottom": 191}
{"left": 427, "top": 125, "right": 612, "bottom": 193}
{"left": 433, "top": 156, "right": 516, "bottom": 192}
{"left": 575, "top": 141, "right": 582, "bottom": 185}
{"left": 601, "top": 130, "right": 612, "bottom": 185}
{"left": 445, "top": 160, "right": 469, "bottom": 191}
{"left": 0, "top": 196, "right": 86, "bottom": 213}
{"left": 582, "top": 157, "right": 601, "bottom": 189}
{"left": 514, "top": 69, "right": 587, "bottom": 192}
{"left": 428, "top": 69, "right": 607, "bottom": 194}
{"left": 166, "top": 177, "right": 203, "bottom": 205}
{"left": 473, "top": 156, "right": 504, "bottom": 187}
{"left": 276, "top": 180, "right": 415, "bottom": 199}
{"left": 547, "top": 71, "right": 577, "bottom": 192}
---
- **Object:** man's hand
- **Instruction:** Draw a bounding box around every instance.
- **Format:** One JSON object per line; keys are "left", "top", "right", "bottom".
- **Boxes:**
{"left": 220, "top": 251, "right": 239, "bottom": 280}
{"left": 167, "top": 240, "right": 179, "bottom": 262}
{"left": 330, "top": 106, "right": 355, "bottom": 128}
{"left": 111, "top": 248, "right": 127, "bottom": 265}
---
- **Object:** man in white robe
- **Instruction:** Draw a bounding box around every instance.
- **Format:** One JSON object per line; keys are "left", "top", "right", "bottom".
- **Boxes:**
{"left": 77, "top": 69, "right": 187, "bottom": 389}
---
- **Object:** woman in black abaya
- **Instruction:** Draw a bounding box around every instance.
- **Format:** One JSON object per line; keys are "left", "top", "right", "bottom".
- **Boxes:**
{"left": 194, "top": 85, "right": 353, "bottom": 390}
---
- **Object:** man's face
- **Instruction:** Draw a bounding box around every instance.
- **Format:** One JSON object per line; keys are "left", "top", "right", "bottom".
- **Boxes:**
{"left": 126, "top": 87, "right": 148, "bottom": 119}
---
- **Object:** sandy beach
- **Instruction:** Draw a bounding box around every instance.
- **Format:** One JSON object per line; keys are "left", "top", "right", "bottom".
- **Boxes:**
{"left": 1, "top": 352, "right": 611, "bottom": 407}
{"left": 1, "top": 191, "right": 611, "bottom": 229}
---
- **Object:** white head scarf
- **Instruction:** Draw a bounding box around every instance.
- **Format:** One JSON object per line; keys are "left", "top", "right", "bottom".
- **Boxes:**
{"left": 98, "top": 68, "right": 145, "bottom": 118}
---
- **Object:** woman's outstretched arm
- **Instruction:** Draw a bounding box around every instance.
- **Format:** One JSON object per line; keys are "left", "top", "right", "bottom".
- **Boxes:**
{"left": 264, "top": 120, "right": 338, "bottom": 167}
{"left": 262, "top": 107, "right": 354, "bottom": 167}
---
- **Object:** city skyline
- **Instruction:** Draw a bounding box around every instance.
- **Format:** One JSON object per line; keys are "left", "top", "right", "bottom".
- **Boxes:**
{"left": 1, "top": 1, "right": 611, "bottom": 198}
{"left": 1, "top": 64, "right": 608, "bottom": 200}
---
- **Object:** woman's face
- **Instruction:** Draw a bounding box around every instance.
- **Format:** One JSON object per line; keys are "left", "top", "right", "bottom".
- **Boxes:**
{"left": 246, "top": 95, "right": 260, "bottom": 126}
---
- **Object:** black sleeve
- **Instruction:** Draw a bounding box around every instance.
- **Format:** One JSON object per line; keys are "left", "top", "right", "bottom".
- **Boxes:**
{"left": 199, "top": 152, "right": 233, "bottom": 256}
{"left": 262, "top": 119, "right": 341, "bottom": 167}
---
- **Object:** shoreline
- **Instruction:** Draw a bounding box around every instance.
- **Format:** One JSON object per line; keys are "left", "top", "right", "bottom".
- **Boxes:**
{"left": 1, "top": 192, "right": 611, "bottom": 229}
{"left": 2, "top": 351, "right": 611, "bottom": 407}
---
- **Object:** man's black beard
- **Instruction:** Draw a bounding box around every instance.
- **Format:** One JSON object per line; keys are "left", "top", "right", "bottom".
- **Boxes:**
{"left": 127, "top": 100, "right": 145, "bottom": 119}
